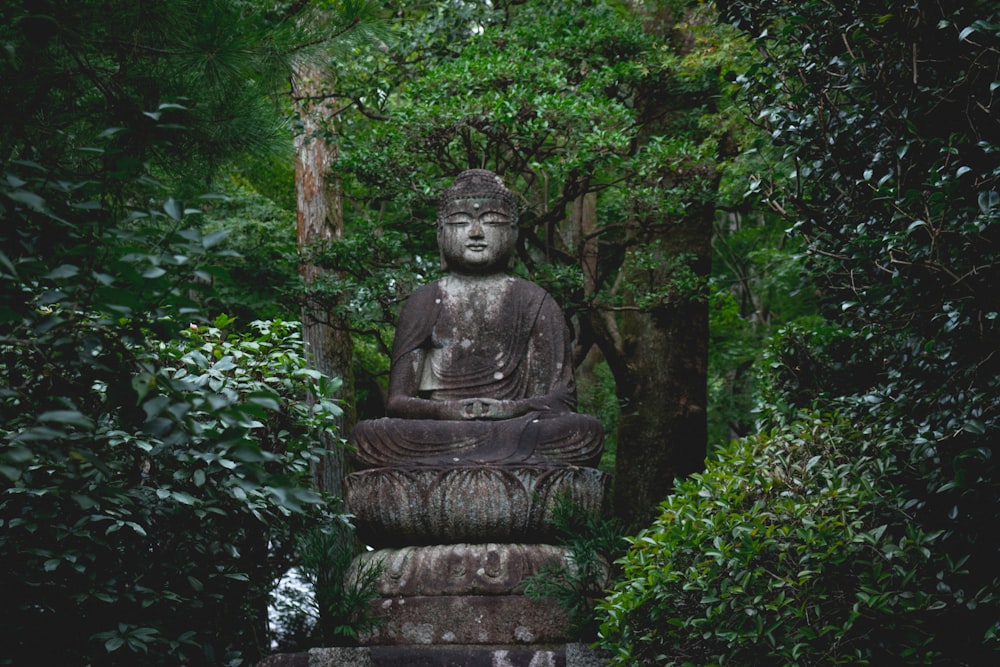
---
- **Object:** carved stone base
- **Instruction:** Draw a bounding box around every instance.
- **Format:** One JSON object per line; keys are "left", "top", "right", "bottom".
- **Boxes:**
{"left": 350, "top": 543, "right": 570, "bottom": 597}
{"left": 357, "top": 594, "right": 573, "bottom": 646}
{"left": 344, "top": 464, "right": 608, "bottom": 648}
{"left": 345, "top": 465, "right": 608, "bottom": 547}
{"left": 302, "top": 642, "right": 612, "bottom": 666}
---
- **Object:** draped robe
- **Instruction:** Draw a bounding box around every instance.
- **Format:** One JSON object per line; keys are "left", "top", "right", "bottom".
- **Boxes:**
{"left": 349, "top": 275, "right": 603, "bottom": 467}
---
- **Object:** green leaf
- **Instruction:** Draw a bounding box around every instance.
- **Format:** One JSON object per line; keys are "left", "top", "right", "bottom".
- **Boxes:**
{"left": 126, "top": 521, "right": 147, "bottom": 537}
{"left": 170, "top": 491, "right": 197, "bottom": 506}
{"left": 202, "top": 229, "right": 228, "bottom": 248}
{"left": 38, "top": 410, "right": 95, "bottom": 430}
{"left": 0, "top": 249, "right": 16, "bottom": 277}
{"left": 3, "top": 444, "right": 33, "bottom": 464}
{"left": 212, "top": 355, "right": 237, "bottom": 372}
{"left": 7, "top": 189, "right": 47, "bottom": 211}
{"left": 72, "top": 494, "right": 98, "bottom": 510}
{"left": 248, "top": 394, "right": 281, "bottom": 411}
{"left": 131, "top": 372, "right": 155, "bottom": 402}
{"left": 963, "top": 419, "right": 986, "bottom": 435}
{"left": 45, "top": 264, "right": 80, "bottom": 279}
{"left": 104, "top": 637, "right": 125, "bottom": 653}
{"left": 164, "top": 198, "right": 183, "bottom": 221}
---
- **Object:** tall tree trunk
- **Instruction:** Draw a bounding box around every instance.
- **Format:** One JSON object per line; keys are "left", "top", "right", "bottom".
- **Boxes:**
{"left": 569, "top": 188, "right": 600, "bottom": 366}
{"left": 612, "top": 204, "right": 713, "bottom": 530}
{"left": 600, "top": 3, "right": 721, "bottom": 531}
{"left": 292, "top": 63, "right": 359, "bottom": 648}
{"left": 292, "top": 64, "right": 356, "bottom": 501}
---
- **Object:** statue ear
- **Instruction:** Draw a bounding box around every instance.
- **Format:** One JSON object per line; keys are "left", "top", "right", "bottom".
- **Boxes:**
{"left": 437, "top": 224, "right": 449, "bottom": 271}
{"left": 506, "top": 225, "right": 518, "bottom": 270}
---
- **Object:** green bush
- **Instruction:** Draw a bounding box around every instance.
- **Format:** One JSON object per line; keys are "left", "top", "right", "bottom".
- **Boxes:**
{"left": 596, "top": 414, "right": 979, "bottom": 666}
{"left": 0, "top": 305, "right": 344, "bottom": 664}
{"left": 755, "top": 318, "right": 881, "bottom": 426}
{"left": 270, "top": 525, "right": 384, "bottom": 651}
{"left": 710, "top": 3, "right": 1000, "bottom": 662}
{"left": 0, "top": 2, "right": 369, "bottom": 661}
{"left": 522, "top": 495, "right": 627, "bottom": 640}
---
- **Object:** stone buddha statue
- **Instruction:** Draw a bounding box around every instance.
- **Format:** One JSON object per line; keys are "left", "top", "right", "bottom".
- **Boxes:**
{"left": 349, "top": 169, "right": 603, "bottom": 468}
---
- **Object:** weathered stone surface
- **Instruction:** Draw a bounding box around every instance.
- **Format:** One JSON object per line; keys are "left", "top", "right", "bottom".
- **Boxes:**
{"left": 346, "top": 465, "right": 608, "bottom": 547}
{"left": 368, "top": 645, "right": 562, "bottom": 667}
{"left": 285, "top": 644, "right": 610, "bottom": 667}
{"left": 256, "top": 653, "right": 309, "bottom": 667}
{"left": 347, "top": 169, "right": 604, "bottom": 470}
{"left": 350, "top": 543, "right": 570, "bottom": 596}
{"left": 564, "top": 642, "right": 612, "bottom": 667}
{"left": 357, "top": 595, "right": 573, "bottom": 646}
{"left": 308, "top": 647, "right": 372, "bottom": 667}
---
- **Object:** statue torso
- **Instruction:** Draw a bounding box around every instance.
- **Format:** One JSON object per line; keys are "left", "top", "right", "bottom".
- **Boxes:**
{"left": 397, "top": 274, "right": 560, "bottom": 402}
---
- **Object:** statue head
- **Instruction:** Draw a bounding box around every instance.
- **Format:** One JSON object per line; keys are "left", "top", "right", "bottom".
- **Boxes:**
{"left": 436, "top": 169, "right": 518, "bottom": 274}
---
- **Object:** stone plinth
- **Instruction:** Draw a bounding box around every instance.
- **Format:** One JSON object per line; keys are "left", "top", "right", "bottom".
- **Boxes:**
{"left": 350, "top": 543, "right": 570, "bottom": 596}
{"left": 357, "top": 594, "right": 571, "bottom": 646}
{"left": 304, "top": 642, "right": 610, "bottom": 666}
{"left": 345, "top": 466, "right": 609, "bottom": 647}
{"left": 345, "top": 465, "right": 608, "bottom": 548}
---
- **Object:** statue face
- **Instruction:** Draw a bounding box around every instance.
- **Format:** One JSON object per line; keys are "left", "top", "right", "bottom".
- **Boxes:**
{"left": 437, "top": 197, "right": 517, "bottom": 274}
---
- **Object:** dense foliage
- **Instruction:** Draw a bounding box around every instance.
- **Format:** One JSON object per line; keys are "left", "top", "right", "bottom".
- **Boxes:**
{"left": 521, "top": 496, "right": 626, "bottom": 640}
{"left": 0, "top": 196, "right": 338, "bottom": 664}
{"left": 707, "top": 213, "right": 817, "bottom": 445}
{"left": 0, "top": 1, "right": 372, "bottom": 663}
{"left": 6, "top": 0, "right": 996, "bottom": 662}
{"left": 599, "top": 415, "right": 952, "bottom": 665}
{"left": 598, "top": 1, "right": 1000, "bottom": 663}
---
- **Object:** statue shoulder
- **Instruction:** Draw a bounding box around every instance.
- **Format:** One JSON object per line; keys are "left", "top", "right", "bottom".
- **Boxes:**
{"left": 401, "top": 280, "right": 444, "bottom": 311}
{"left": 509, "top": 276, "right": 553, "bottom": 298}
{"left": 508, "top": 277, "right": 561, "bottom": 310}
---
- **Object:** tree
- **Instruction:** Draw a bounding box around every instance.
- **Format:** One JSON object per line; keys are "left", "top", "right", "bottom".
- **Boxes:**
{"left": 294, "top": 63, "right": 357, "bottom": 499}
{"left": 714, "top": 0, "right": 1000, "bottom": 660}
{"left": 0, "top": 1, "right": 352, "bottom": 663}
{"left": 287, "top": 0, "right": 387, "bottom": 498}
{"left": 597, "top": 2, "right": 1000, "bottom": 661}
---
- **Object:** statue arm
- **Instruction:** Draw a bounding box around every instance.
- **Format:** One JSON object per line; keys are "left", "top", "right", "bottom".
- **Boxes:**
{"left": 385, "top": 347, "right": 500, "bottom": 420}
{"left": 386, "top": 347, "right": 446, "bottom": 419}
{"left": 521, "top": 291, "right": 578, "bottom": 414}
{"left": 386, "top": 348, "right": 536, "bottom": 421}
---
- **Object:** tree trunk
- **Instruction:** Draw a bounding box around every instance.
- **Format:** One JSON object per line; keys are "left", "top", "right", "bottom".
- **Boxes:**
{"left": 613, "top": 211, "right": 712, "bottom": 530}
{"left": 603, "top": 3, "right": 720, "bottom": 532}
{"left": 292, "top": 64, "right": 355, "bottom": 501}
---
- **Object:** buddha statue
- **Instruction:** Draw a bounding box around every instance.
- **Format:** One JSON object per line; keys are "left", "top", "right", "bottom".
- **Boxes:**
{"left": 348, "top": 169, "right": 603, "bottom": 468}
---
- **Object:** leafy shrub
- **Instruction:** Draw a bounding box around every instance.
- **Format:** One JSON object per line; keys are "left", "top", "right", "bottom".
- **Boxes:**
{"left": 0, "top": 3, "right": 366, "bottom": 662}
{"left": 755, "top": 317, "right": 881, "bottom": 426}
{"left": 269, "top": 525, "right": 384, "bottom": 651}
{"left": 595, "top": 414, "right": 990, "bottom": 666}
{"left": 0, "top": 145, "right": 351, "bottom": 667}
{"left": 522, "top": 495, "right": 627, "bottom": 640}
{"left": 712, "top": 3, "right": 1000, "bottom": 661}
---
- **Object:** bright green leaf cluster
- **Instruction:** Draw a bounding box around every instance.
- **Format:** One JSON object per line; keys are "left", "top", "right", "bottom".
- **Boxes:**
{"left": 598, "top": 415, "right": 960, "bottom": 665}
